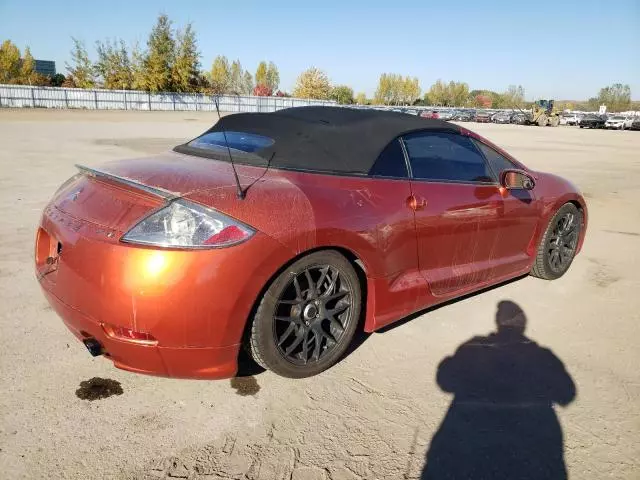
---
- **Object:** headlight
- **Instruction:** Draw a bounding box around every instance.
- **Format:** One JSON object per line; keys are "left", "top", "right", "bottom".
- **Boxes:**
{"left": 121, "top": 200, "right": 255, "bottom": 248}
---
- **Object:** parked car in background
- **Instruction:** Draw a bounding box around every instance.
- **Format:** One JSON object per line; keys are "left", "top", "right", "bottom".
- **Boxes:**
{"left": 452, "top": 110, "right": 474, "bottom": 122}
{"left": 630, "top": 118, "right": 640, "bottom": 131}
{"left": 579, "top": 114, "right": 607, "bottom": 129}
{"left": 492, "top": 112, "right": 513, "bottom": 124}
{"left": 511, "top": 113, "right": 528, "bottom": 125}
{"left": 604, "top": 115, "right": 634, "bottom": 130}
{"left": 475, "top": 111, "right": 492, "bottom": 123}
{"left": 420, "top": 110, "right": 439, "bottom": 119}
{"left": 437, "top": 110, "right": 456, "bottom": 121}
{"left": 564, "top": 113, "right": 583, "bottom": 126}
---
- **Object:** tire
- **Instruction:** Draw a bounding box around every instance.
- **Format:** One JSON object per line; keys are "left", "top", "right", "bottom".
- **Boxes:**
{"left": 531, "top": 203, "right": 583, "bottom": 280}
{"left": 247, "top": 250, "right": 361, "bottom": 378}
{"left": 537, "top": 114, "right": 547, "bottom": 127}
{"left": 550, "top": 116, "right": 560, "bottom": 127}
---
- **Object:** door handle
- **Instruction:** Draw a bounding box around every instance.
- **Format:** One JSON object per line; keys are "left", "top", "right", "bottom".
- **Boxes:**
{"left": 407, "top": 195, "right": 427, "bottom": 211}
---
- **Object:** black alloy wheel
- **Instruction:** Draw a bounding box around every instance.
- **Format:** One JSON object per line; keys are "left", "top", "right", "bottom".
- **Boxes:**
{"left": 531, "top": 203, "right": 583, "bottom": 280}
{"left": 547, "top": 211, "right": 580, "bottom": 274}
{"left": 274, "top": 265, "right": 354, "bottom": 365}
{"left": 247, "top": 250, "right": 361, "bottom": 378}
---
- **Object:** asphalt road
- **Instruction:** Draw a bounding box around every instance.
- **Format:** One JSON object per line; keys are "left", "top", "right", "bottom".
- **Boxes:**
{"left": 0, "top": 110, "right": 638, "bottom": 479}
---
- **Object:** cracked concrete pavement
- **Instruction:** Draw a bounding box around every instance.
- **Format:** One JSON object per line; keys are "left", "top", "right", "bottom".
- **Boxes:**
{"left": 0, "top": 110, "right": 638, "bottom": 479}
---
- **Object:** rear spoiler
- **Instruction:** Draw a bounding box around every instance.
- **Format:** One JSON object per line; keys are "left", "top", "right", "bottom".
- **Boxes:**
{"left": 75, "top": 164, "right": 179, "bottom": 201}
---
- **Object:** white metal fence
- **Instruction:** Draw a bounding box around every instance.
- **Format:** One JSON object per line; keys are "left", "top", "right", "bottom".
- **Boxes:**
{"left": 0, "top": 84, "right": 337, "bottom": 112}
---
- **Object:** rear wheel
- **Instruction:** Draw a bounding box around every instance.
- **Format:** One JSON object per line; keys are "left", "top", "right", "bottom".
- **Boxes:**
{"left": 537, "top": 114, "right": 548, "bottom": 127}
{"left": 550, "top": 116, "right": 560, "bottom": 127}
{"left": 247, "top": 250, "right": 361, "bottom": 378}
{"left": 531, "top": 203, "right": 582, "bottom": 280}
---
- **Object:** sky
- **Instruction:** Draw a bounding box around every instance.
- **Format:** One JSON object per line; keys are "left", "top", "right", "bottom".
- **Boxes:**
{"left": 1, "top": 0, "right": 638, "bottom": 100}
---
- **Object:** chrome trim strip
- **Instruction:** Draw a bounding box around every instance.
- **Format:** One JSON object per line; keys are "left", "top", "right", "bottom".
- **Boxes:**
{"left": 75, "top": 164, "right": 180, "bottom": 201}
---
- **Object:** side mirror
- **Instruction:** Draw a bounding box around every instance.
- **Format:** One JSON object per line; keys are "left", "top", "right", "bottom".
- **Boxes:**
{"left": 500, "top": 169, "right": 535, "bottom": 190}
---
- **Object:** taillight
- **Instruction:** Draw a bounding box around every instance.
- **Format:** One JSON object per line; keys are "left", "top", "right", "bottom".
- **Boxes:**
{"left": 121, "top": 199, "right": 255, "bottom": 249}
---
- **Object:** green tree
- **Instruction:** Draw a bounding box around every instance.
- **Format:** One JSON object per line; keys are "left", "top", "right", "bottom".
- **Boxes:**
{"left": 597, "top": 83, "right": 631, "bottom": 112}
{"left": 255, "top": 61, "right": 268, "bottom": 86}
{"left": 330, "top": 85, "right": 354, "bottom": 104}
{"left": 0, "top": 40, "right": 21, "bottom": 83}
{"left": 503, "top": 84, "right": 525, "bottom": 108}
{"left": 50, "top": 73, "right": 66, "bottom": 87}
{"left": 426, "top": 80, "right": 469, "bottom": 106}
{"left": 229, "top": 59, "right": 244, "bottom": 94}
{"left": 374, "top": 73, "right": 390, "bottom": 104}
{"left": 142, "top": 14, "right": 175, "bottom": 92}
{"left": 355, "top": 92, "right": 367, "bottom": 105}
{"left": 242, "top": 71, "right": 253, "bottom": 95}
{"left": 292, "top": 67, "right": 331, "bottom": 99}
{"left": 94, "top": 39, "right": 133, "bottom": 89}
{"left": 449, "top": 81, "right": 469, "bottom": 106}
{"left": 210, "top": 55, "right": 230, "bottom": 94}
{"left": 66, "top": 37, "right": 95, "bottom": 88}
{"left": 426, "top": 80, "right": 447, "bottom": 105}
{"left": 130, "top": 42, "right": 146, "bottom": 90}
{"left": 402, "top": 77, "right": 421, "bottom": 105}
{"left": 266, "top": 61, "right": 279, "bottom": 91}
{"left": 171, "top": 24, "right": 200, "bottom": 92}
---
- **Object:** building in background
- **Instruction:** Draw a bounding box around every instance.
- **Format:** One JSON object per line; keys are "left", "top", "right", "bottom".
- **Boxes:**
{"left": 34, "top": 60, "right": 56, "bottom": 77}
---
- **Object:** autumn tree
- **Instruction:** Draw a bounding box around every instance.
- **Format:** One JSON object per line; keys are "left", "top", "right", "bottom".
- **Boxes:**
{"left": 130, "top": 43, "right": 147, "bottom": 90}
{"left": 66, "top": 37, "right": 95, "bottom": 88}
{"left": 94, "top": 39, "right": 133, "bottom": 89}
{"left": 0, "top": 40, "right": 21, "bottom": 83}
{"left": 355, "top": 92, "right": 367, "bottom": 105}
{"left": 266, "top": 61, "right": 279, "bottom": 91}
{"left": 330, "top": 85, "right": 354, "bottom": 104}
{"left": 19, "top": 46, "right": 36, "bottom": 84}
{"left": 596, "top": 83, "right": 631, "bottom": 112}
{"left": 142, "top": 14, "right": 175, "bottom": 92}
{"left": 402, "top": 77, "right": 421, "bottom": 104}
{"left": 293, "top": 67, "right": 331, "bottom": 99}
{"left": 374, "top": 74, "right": 420, "bottom": 105}
{"left": 255, "top": 61, "right": 268, "bottom": 86}
{"left": 210, "top": 55, "right": 230, "bottom": 94}
{"left": 425, "top": 80, "right": 469, "bottom": 106}
{"left": 171, "top": 24, "right": 200, "bottom": 92}
{"left": 502, "top": 84, "right": 525, "bottom": 108}
{"left": 242, "top": 71, "right": 253, "bottom": 95}
{"left": 253, "top": 84, "right": 272, "bottom": 96}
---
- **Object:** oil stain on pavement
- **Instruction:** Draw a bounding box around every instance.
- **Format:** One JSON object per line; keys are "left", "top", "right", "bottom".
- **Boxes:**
{"left": 76, "top": 377, "right": 124, "bottom": 401}
{"left": 230, "top": 376, "right": 260, "bottom": 396}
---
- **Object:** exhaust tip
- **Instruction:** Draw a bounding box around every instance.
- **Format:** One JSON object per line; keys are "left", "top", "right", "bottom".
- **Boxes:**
{"left": 83, "top": 338, "right": 103, "bottom": 357}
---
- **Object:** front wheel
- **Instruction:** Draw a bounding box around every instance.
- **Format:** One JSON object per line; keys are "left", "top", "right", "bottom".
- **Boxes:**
{"left": 530, "top": 203, "right": 583, "bottom": 280}
{"left": 247, "top": 250, "right": 361, "bottom": 378}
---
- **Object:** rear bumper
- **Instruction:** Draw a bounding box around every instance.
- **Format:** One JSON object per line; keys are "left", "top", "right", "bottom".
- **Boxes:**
{"left": 43, "top": 287, "right": 240, "bottom": 379}
{"left": 36, "top": 204, "right": 293, "bottom": 379}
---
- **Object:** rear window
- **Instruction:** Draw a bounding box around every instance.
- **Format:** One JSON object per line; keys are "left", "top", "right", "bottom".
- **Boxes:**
{"left": 188, "top": 131, "right": 274, "bottom": 153}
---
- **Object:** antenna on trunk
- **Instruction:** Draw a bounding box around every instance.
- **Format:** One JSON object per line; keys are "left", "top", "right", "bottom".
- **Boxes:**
{"left": 214, "top": 94, "right": 245, "bottom": 200}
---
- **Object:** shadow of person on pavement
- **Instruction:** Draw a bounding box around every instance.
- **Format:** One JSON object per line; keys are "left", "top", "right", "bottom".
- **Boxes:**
{"left": 422, "top": 300, "right": 576, "bottom": 480}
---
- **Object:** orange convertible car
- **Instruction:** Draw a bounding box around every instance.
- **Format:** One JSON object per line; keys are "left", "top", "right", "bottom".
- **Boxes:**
{"left": 36, "top": 107, "right": 587, "bottom": 379}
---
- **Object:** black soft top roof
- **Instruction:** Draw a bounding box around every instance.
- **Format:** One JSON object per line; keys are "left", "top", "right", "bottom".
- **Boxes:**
{"left": 175, "top": 106, "right": 460, "bottom": 174}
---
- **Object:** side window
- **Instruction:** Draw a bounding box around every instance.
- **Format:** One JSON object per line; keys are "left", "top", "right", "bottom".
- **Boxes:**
{"left": 369, "top": 139, "right": 408, "bottom": 178}
{"left": 402, "top": 131, "right": 494, "bottom": 183}
{"left": 472, "top": 139, "right": 516, "bottom": 178}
